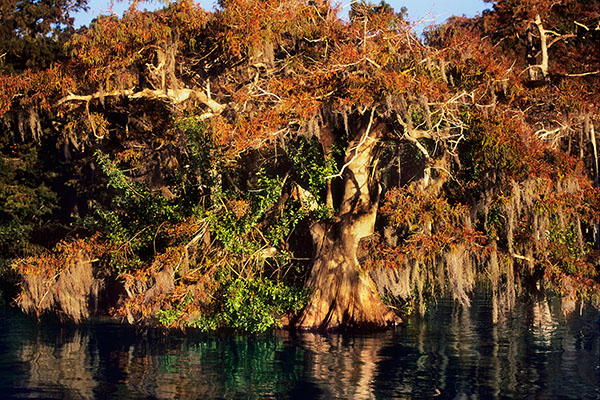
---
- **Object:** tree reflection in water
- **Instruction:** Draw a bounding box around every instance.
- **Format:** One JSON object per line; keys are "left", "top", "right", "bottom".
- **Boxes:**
{"left": 298, "top": 333, "right": 390, "bottom": 399}
{"left": 2, "top": 299, "right": 598, "bottom": 399}
{"left": 16, "top": 329, "right": 98, "bottom": 399}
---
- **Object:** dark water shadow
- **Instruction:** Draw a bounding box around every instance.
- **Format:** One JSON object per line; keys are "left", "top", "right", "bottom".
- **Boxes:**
{"left": 0, "top": 299, "right": 598, "bottom": 399}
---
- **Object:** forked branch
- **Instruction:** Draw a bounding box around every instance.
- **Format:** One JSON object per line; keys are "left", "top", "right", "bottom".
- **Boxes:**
{"left": 325, "top": 107, "right": 376, "bottom": 180}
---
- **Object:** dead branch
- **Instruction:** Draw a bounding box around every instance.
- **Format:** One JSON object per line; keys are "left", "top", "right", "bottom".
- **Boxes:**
{"left": 546, "top": 33, "right": 576, "bottom": 49}
{"left": 532, "top": 14, "right": 549, "bottom": 79}
{"left": 535, "top": 125, "right": 563, "bottom": 149}
{"left": 564, "top": 71, "right": 600, "bottom": 77}
{"left": 512, "top": 253, "right": 535, "bottom": 263}
{"left": 57, "top": 85, "right": 226, "bottom": 117}
{"left": 57, "top": 89, "right": 136, "bottom": 105}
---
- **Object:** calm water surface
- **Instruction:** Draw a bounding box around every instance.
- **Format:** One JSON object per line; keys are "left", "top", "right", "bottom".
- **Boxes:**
{"left": 1, "top": 299, "right": 598, "bottom": 399}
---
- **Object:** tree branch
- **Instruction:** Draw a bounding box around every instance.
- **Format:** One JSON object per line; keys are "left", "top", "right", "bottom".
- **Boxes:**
{"left": 325, "top": 107, "right": 376, "bottom": 180}
{"left": 546, "top": 33, "right": 575, "bottom": 49}
{"left": 57, "top": 85, "right": 226, "bottom": 116}
{"left": 564, "top": 71, "right": 600, "bottom": 77}
{"left": 57, "top": 89, "right": 136, "bottom": 105}
{"left": 533, "top": 14, "right": 549, "bottom": 79}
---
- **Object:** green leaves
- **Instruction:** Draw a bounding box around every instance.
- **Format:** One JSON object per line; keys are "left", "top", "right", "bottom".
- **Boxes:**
{"left": 205, "top": 167, "right": 297, "bottom": 255}
{"left": 0, "top": 0, "right": 86, "bottom": 72}
{"left": 0, "top": 137, "right": 59, "bottom": 263}
{"left": 157, "top": 293, "right": 194, "bottom": 326}
{"left": 288, "top": 137, "right": 338, "bottom": 202}
{"left": 189, "top": 277, "right": 308, "bottom": 333}
{"left": 88, "top": 151, "right": 181, "bottom": 273}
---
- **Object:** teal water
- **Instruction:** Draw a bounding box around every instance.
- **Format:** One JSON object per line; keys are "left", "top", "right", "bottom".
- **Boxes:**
{"left": 0, "top": 299, "right": 598, "bottom": 399}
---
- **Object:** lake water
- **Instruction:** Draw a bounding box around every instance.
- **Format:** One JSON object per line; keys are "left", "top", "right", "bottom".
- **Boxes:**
{"left": 1, "top": 299, "right": 598, "bottom": 399}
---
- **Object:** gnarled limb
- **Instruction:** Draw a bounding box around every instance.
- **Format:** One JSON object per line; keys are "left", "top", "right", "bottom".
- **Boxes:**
{"left": 57, "top": 85, "right": 226, "bottom": 117}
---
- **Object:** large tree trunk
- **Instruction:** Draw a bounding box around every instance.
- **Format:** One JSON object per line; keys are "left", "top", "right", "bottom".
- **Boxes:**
{"left": 297, "top": 115, "right": 400, "bottom": 331}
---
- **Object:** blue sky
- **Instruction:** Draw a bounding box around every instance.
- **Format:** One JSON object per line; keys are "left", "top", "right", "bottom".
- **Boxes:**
{"left": 73, "top": 0, "right": 491, "bottom": 30}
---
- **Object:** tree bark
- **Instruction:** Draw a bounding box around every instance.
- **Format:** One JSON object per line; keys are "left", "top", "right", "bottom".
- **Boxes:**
{"left": 587, "top": 115, "right": 600, "bottom": 249}
{"left": 297, "top": 116, "right": 400, "bottom": 331}
{"left": 533, "top": 15, "right": 549, "bottom": 80}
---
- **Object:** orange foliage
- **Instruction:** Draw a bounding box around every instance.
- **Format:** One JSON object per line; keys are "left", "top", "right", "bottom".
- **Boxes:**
{"left": 3, "top": 0, "right": 600, "bottom": 326}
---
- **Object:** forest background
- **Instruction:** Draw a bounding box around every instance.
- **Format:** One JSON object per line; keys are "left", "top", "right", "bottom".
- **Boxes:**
{"left": 1, "top": 0, "right": 599, "bottom": 332}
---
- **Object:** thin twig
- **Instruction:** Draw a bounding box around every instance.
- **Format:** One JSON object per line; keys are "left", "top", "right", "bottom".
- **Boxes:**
{"left": 565, "top": 71, "right": 600, "bottom": 77}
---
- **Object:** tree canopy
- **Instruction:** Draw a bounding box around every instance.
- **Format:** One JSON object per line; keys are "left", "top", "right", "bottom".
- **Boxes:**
{"left": 1, "top": 0, "right": 600, "bottom": 331}
{"left": 0, "top": 0, "right": 87, "bottom": 72}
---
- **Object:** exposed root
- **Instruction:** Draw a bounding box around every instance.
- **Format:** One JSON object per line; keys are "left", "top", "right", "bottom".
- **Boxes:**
{"left": 298, "top": 257, "right": 401, "bottom": 331}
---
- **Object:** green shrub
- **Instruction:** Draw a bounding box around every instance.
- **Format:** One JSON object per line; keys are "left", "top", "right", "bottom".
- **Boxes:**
{"left": 189, "top": 277, "right": 309, "bottom": 333}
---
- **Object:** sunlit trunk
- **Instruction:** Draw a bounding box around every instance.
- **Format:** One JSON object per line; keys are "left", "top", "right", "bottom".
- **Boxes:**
{"left": 297, "top": 116, "right": 400, "bottom": 330}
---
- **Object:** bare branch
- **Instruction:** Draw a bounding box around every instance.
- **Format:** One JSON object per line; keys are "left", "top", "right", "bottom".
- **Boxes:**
{"left": 547, "top": 33, "right": 576, "bottom": 49}
{"left": 512, "top": 253, "right": 535, "bottom": 263}
{"left": 57, "top": 89, "right": 135, "bottom": 105}
{"left": 532, "top": 15, "right": 549, "bottom": 79}
{"left": 57, "top": 85, "right": 226, "bottom": 117}
{"left": 574, "top": 20, "right": 590, "bottom": 31}
{"left": 396, "top": 113, "right": 433, "bottom": 187}
{"left": 253, "top": 86, "right": 282, "bottom": 102}
{"left": 365, "top": 57, "right": 381, "bottom": 68}
{"left": 564, "top": 71, "right": 600, "bottom": 77}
